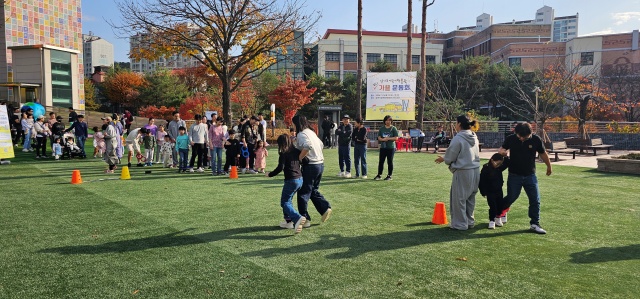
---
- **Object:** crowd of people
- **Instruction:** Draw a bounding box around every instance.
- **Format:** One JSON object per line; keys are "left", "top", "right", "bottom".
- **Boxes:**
{"left": 4, "top": 103, "right": 551, "bottom": 235}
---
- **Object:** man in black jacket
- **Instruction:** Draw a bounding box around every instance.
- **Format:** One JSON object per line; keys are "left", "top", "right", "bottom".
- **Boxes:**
{"left": 336, "top": 114, "right": 353, "bottom": 178}
{"left": 321, "top": 115, "right": 332, "bottom": 147}
{"left": 65, "top": 115, "right": 88, "bottom": 158}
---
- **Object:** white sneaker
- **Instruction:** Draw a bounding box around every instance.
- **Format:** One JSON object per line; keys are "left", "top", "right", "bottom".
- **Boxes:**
{"left": 530, "top": 224, "right": 547, "bottom": 234}
{"left": 501, "top": 214, "right": 507, "bottom": 224}
{"left": 241, "top": 168, "right": 247, "bottom": 174}
{"left": 321, "top": 208, "right": 332, "bottom": 223}
{"left": 303, "top": 220, "right": 311, "bottom": 228}
{"left": 28, "top": 148, "right": 34, "bottom": 152}
{"left": 22, "top": 149, "right": 29, "bottom": 152}
{"left": 344, "top": 172, "right": 352, "bottom": 178}
{"left": 196, "top": 167, "right": 204, "bottom": 173}
{"left": 337, "top": 171, "right": 345, "bottom": 177}
{"left": 248, "top": 169, "right": 257, "bottom": 174}
{"left": 294, "top": 217, "right": 306, "bottom": 234}
{"left": 361, "top": 175, "right": 368, "bottom": 179}
{"left": 0, "top": 160, "right": 10, "bottom": 165}
{"left": 279, "top": 220, "right": 293, "bottom": 229}
{"left": 488, "top": 221, "right": 496, "bottom": 229}
{"left": 189, "top": 168, "right": 195, "bottom": 173}
{"left": 494, "top": 217, "right": 503, "bottom": 227}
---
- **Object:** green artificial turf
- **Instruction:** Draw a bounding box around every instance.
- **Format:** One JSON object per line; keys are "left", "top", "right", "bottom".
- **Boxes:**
{"left": 1, "top": 146, "right": 638, "bottom": 298}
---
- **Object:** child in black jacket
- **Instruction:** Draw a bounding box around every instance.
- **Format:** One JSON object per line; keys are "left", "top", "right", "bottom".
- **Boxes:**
{"left": 223, "top": 129, "right": 241, "bottom": 174}
{"left": 479, "top": 154, "right": 509, "bottom": 229}
{"left": 266, "top": 134, "right": 307, "bottom": 234}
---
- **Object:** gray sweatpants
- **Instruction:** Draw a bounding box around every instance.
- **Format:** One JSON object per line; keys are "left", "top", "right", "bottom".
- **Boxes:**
{"left": 449, "top": 168, "right": 480, "bottom": 230}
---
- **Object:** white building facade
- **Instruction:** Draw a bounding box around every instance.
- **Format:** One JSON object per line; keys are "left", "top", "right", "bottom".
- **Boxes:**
{"left": 83, "top": 34, "right": 114, "bottom": 78}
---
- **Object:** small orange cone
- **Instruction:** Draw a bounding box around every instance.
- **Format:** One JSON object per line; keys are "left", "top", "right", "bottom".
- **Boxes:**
{"left": 120, "top": 166, "right": 131, "bottom": 180}
{"left": 229, "top": 166, "right": 238, "bottom": 179}
{"left": 432, "top": 202, "right": 448, "bottom": 225}
{"left": 71, "top": 169, "right": 83, "bottom": 184}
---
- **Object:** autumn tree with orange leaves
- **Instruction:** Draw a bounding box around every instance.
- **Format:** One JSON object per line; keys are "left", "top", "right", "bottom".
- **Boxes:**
{"left": 269, "top": 74, "right": 316, "bottom": 127}
{"left": 101, "top": 70, "right": 146, "bottom": 110}
{"left": 113, "top": 0, "right": 319, "bottom": 124}
{"left": 179, "top": 93, "right": 222, "bottom": 120}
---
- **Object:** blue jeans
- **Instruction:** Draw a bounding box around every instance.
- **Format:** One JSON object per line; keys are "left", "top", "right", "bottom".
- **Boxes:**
{"left": 353, "top": 143, "right": 367, "bottom": 177}
{"left": 338, "top": 145, "right": 351, "bottom": 172}
{"left": 281, "top": 178, "right": 303, "bottom": 223}
{"left": 23, "top": 130, "right": 32, "bottom": 149}
{"left": 297, "top": 163, "right": 331, "bottom": 222}
{"left": 76, "top": 135, "right": 87, "bottom": 157}
{"left": 178, "top": 148, "right": 189, "bottom": 170}
{"left": 210, "top": 147, "right": 223, "bottom": 174}
{"left": 503, "top": 173, "right": 541, "bottom": 225}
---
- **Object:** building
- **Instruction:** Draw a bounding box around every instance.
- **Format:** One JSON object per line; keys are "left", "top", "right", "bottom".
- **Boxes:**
{"left": 0, "top": 0, "right": 84, "bottom": 109}
{"left": 312, "top": 29, "right": 443, "bottom": 80}
{"left": 129, "top": 32, "right": 205, "bottom": 73}
{"left": 83, "top": 33, "right": 114, "bottom": 78}
{"left": 266, "top": 30, "right": 305, "bottom": 79}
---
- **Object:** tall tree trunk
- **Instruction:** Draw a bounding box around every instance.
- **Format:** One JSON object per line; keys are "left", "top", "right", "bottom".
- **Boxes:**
{"left": 406, "top": 0, "right": 412, "bottom": 71}
{"left": 222, "top": 71, "right": 232, "bottom": 125}
{"left": 356, "top": 0, "right": 363, "bottom": 119}
{"left": 417, "top": 0, "right": 429, "bottom": 130}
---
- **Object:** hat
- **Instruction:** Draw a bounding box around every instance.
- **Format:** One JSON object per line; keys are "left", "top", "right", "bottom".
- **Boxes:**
{"left": 342, "top": 114, "right": 350, "bottom": 119}
{"left": 56, "top": 116, "right": 63, "bottom": 121}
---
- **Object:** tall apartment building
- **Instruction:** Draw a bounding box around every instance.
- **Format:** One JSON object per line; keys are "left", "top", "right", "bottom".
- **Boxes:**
{"left": 0, "top": 0, "right": 85, "bottom": 109}
{"left": 266, "top": 30, "right": 305, "bottom": 79}
{"left": 83, "top": 33, "right": 114, "bottom": 78}
{"left": 129, "top": 32, "right": 205, "bottom": 73}
{"left": 312, "top": 29, "right": 443, "bottom": 80}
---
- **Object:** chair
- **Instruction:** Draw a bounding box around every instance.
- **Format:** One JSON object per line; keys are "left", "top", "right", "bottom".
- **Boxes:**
{"left": 396, "top": 137, "right": 411, "bottom": 152}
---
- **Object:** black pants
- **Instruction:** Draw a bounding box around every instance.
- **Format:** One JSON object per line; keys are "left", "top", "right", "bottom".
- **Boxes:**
{"left": 36, "top": 136, "right": 47, "bottom": 156}
{"left": 224, "top": 154, "right": 237, "bottom": 172}
{"left": 486, "top": 191, "right": 504, "bottom": 221}
{"left": 13, "top": 128, "right": 23, "bottom": 145}
{"left": 433, "top": 137, "right": 444, "bottom": 150}
{"left": 415, "top": 136, "right": 425, "bottom": 151}
{"left": 377, "top": 148, "right": 395, "bottom": 176}
{"left": 323, "top": 132, "right": 331, "bottom": 147}
{"left": 189, "top": 143, "right": 205, "bottom": 168}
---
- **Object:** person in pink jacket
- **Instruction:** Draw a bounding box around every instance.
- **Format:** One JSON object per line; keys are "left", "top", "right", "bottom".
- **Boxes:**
{"left": 208, "top": 116, "right": 228, "bottom": 175}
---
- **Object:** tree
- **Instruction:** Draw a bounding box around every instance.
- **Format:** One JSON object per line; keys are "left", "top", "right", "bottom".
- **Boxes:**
{"left": 268, "top": 73, "right": 316, "bottom": 127}
{"left": 138, "top": 69, "right": 191, "bottom": 108}
{"left": 115, "top": 0, "right": 319, "bottom": 124}
{"left": 172, "top": 66, "right": 217, "bottom": 94}
{"left": 84, "top": 78, "right": 100, "bottom": 111}
{"left": 417, "top": 0, "right": 435, "bottom": 129}
{"left": 601, "top": 63, "right": 640, "bottom": 122}
{"left": 101, "top": 70, "right": 146, "bottom": 111}
{"left": 138, "top": 105, "right": 177, "bottom": 121}
{"left": 179, "top": 92, "right": 222, "bottom": 120}
{"left": 369, "top": 60, "right": 397, "bottom": 72}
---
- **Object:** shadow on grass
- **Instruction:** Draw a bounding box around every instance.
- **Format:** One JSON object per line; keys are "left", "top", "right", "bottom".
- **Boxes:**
{"left": 579, "top": 168, "right": 640, "bottom": 178}
{"left": 243, "top": 227, "right": 530, "bottom": 259}
{"left": 569, "top": 244, "right": 640, "bottom": 264}
{"left": 38, "top": 226, "right": 287, "bottom": 255}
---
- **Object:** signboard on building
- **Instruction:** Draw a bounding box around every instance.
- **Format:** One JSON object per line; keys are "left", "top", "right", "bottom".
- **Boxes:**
{"left": 0, "top": 105, "right": 16, "bottom": 159}
{"left": 366, "top": 72, "right": 416, "bottom": 120}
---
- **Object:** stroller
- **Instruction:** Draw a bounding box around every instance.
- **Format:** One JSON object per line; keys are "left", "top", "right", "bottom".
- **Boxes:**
{"left": 61, "top": 133, "right": 83, "bottom": 159}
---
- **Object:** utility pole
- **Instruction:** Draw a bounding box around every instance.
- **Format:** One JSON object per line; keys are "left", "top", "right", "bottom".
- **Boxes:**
{"left": 356, "top": 0, "right": 363, "bottom": 119}
{"left": 533, "top": 86, "right": 541, "bottom": 134}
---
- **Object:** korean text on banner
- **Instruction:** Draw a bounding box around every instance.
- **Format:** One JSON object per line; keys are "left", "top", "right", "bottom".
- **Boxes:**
{"left": 366, "top": 72, "right": 416, "bottom": 120}
{"left": 0, "top": 105, "right": 16, "bottom": 159}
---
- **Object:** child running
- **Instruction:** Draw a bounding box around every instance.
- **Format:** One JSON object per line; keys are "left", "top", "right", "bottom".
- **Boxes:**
{"left": 254, "top": 140, "right": 268, "bottom": 173}
{"left": 265, "top": 134, "right": 306, "bottom": 234}
{"left": 479, "top": 153, "right": 510, "bottom": 229}
{"left": 176, "top": 126, "right": 190, "bottom": 173}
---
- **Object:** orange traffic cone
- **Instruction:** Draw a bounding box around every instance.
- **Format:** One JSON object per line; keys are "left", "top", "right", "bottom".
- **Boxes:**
{"left": 71, "top": 169, "right": 83, "bottom": 184}
{"left": 431, "top": 202, "right": 448, "bottom": 225}
{"left": 229, "top": 166, "right": 238, "bottom": 179}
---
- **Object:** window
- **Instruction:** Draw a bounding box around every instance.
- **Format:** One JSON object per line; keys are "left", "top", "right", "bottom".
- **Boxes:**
{"left": 581, "top": 52, "right": 594, "bottom": 66}
{"left": 343, "top": 52, "right": 357, "bottom": 62}
{"left": 325, "top": 71, "right": 340, "bottom": 78}
{"left": 367, "top": 53, "right": 381, "bottom": 63}
{"left": 508, "top": 57, "right": 521, "bottom": 67}
{"left": 50, "top": 50, "right": 73, "bottom": 106}
{"left": 426, "top": 55, "right": 436, "bottom": 64}
{"left": 537, "top": 19, "right": 544, "bottom": 22}
{"left": 412, "top": 55, "right": 420, "bottom": 64}
{"left": 446, "top": 38, "right": 454, "bottom": 48}
{"left": 383, "top": 54, "right": 397, "bottom": 64}
{"left": 325, "top": 52, "right": 340, "bottom": 62}
{"left": 537, "top": 12, "right": 544, "bottom": 16}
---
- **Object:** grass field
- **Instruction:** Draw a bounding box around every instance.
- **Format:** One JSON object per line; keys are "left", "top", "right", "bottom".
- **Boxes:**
{"left": 1, "top": 146, "right": 638, "bottom": 298}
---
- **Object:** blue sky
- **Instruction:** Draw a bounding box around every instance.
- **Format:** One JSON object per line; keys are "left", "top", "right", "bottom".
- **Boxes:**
{"left": 82, "top": 0, "right": 640, "bottom": 62}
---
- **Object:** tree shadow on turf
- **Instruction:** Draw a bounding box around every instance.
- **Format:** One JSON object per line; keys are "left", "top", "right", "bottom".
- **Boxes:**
{"left": 569, "top": 244, "right": 640, "bottom": 264}
{"left": 243, "top": 227, "right": 530, "bottom": 259}
{"left": 38, "top": 226, "right": 288, "bottom": 255}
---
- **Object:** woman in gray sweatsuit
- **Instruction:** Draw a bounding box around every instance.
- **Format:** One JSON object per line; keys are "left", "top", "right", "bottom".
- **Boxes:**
{"left": 435, "top": 115, "right": 481, "bottom": 230}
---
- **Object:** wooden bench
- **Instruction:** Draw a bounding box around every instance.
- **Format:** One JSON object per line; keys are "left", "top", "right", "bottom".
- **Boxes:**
{"left": 564, "top": 137, "right": 590, "bottom": 154}
{"left": 547, "top": 141, "right": 578, "bottom": 162}
{"left": 586, "top": 138, "right": 614, "bottom": 156}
